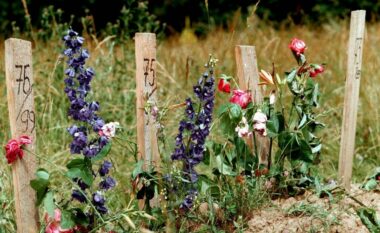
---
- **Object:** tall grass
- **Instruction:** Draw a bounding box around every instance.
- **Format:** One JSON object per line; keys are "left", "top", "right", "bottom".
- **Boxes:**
{"left": 0, "top": 16, "right": 379, "bottom": 231}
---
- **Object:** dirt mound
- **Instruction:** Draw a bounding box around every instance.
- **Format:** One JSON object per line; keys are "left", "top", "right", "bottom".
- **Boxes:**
{"left": 246, "top": 186, "right": 380, "bottom": 233}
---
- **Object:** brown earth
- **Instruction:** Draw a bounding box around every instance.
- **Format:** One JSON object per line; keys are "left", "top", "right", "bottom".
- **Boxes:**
{"left": 246, "top": 186, "right": 380, "bottom": 233}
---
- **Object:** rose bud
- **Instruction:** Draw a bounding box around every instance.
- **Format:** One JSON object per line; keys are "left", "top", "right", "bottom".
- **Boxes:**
{"left": 218, "top": 78, "right": 231, "bottom": 93}
{"left": 309, "top": 64, "right": 324, "bottom": 77}
{"left": 289, "top": 38, "right": 306, "bottom": 56}
{"left": 229, "top": 90, "right": 252, "bottom": 109}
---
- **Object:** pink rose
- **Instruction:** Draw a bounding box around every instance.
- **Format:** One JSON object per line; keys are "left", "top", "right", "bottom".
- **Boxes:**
{"left": 218, "top": 78, "right": 231, "bottom": 93}
{"left": 19, "top": 135, "right": 32, "bottom": 145}
{"left": 289, "top": 38, "right": 306, "bottom": 56}
{"left": 229, "top": 90, "right": 252, "bottom": 109}
{"left": 45, "top": 209, "right": 74, "bottom": 233}
{"left": 309, "top": 64, "right": 324, "bottom": 77}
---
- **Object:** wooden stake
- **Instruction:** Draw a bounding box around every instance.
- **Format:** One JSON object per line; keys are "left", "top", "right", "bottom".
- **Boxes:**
{"left": 5, "top": 38, "right": 39, "bottom": 232}
{"left": 135, "top": 33, "right": 160, "bottom": 207}
{"left": 235, "top": 45, "right": 270, "bottom": 167}
{"left": 135, "top": 32, "right": 159, "bottom": 170}
{"left": 339, "top": 10, "right": 366, "bottom": 190}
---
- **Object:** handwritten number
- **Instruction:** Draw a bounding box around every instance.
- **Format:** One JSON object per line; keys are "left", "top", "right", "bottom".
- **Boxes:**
{"left": 149, "top": 59, "right": 155, "bottom": 86}
{"left": 23, "top": 65, "right": 31, "bottom": 94}
{"left": 143, "top": 58, "right": 156, "bottom": 87}
{"left": 14, "top": 64, "right": 35, "bottom": 133}
{"left": 15, "top": 65, "right": 23, "bottom": 94}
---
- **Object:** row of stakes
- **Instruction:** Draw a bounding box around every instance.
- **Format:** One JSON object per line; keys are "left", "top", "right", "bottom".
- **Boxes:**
{"left": 3, "top": 10, "right": 365, "bottom": 233}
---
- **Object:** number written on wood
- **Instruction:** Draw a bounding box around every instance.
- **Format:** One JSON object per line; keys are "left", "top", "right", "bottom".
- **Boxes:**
{"left": 143, "top": 58, "right": 156, "bottom": 87}
{"left": 15, "top": 64, "right": 35, "bottom": 133}
{"left": 354, "top": 38, "right": 363, "bottom": 80}
{"left": 15, "top": 64, "right": 31, "bottom": 95}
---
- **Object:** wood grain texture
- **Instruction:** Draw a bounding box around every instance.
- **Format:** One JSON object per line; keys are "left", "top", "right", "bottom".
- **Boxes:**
{"left": 135, "top": 33, "right": 160, "bottom": 171}
{"left": 338, "top": 10, "right": 366, "bottom": 190}
{"left": 235, "top": 45, "right": 270, "bottom": 166}
{"left": 5, "top": 38, "right": 39, "bottom": 233}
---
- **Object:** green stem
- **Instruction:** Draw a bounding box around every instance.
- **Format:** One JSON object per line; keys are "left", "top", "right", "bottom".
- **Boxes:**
{"left": 26, "top": 149, "right": 106, "bottom": 223}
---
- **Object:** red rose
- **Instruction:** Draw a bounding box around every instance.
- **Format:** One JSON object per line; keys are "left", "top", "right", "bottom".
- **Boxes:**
{"left": 309, "top": 64, "right": 324, "bottom": 77}
{"left": 5, "top": 140, "right": 24, "bottom": 164}
{"left": 218, "top": 78, "right": 231, "bottom": 93}
{"left": 229, "top": 90, "right": 252, "bottom": 109}
{"left": 4, "top": 135, "right": 32, "bottom": 164}
{"left": 289, "top": 38, "right": 306, "bottom": 56}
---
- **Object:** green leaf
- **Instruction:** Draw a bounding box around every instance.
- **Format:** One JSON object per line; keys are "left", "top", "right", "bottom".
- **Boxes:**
{"left": 66, "top": 158, "right": 86, "bottom": 169}
{"left": 215, "top": 155, "right": 236, "bottom": 176}
{"left": 91, "top": 142, "right": 112, "bottom": 162}
{"left": 362, "top": 179, "right": 378, "bottom": 191}
{"left": 311, "top": 144, "right": 322, "bottom": 154}
{"left": 217, "top": 103, "right": 231, "bottom": 116}
{"left": 66, "top": 158, "right": 93, "bottom": 186}
{"left": 267, "top": 112, "right": 285, "bottom": 138}
{"left": 298, "top": 114, "right": 307, "bottom": 129}
{"left": 229, "top": 104, "right": 242, "bottom": 120}
{"left": 357, "top": 207, "right": 380, "bottom": 233}
{"left": 30, "top": 169, "right": 50, "bottom": 206}
{"left": 286, "top": 69, "right": 297, "bottom": 83}
{"left": 43, "top": 192, "right": 55, "bottom": 218}
{"left": 61, "top": 210, "right": 76, "bottom": 229}
{"left": 132, "top": 160, "right": 144, "bottom": 179}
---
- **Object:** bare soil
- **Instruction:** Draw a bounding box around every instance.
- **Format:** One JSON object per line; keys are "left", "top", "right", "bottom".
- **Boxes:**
{"left": 246, "top": 186, "right": 380, "bottom": 233}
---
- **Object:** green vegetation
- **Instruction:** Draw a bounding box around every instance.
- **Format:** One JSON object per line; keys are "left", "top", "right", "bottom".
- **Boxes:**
{"left": 0, "top": 4, "right": 379, "bottom": 232}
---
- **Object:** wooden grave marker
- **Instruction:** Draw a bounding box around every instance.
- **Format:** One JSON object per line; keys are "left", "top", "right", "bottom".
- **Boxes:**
{"left": 5, "top": 38, "right": 39, "bottom": 233}
{"left": 135, "top": 33, "right": 160, "bottom": 207}
{"left": 235, "top": 45, "right": 270, "bottom": 168}
{"left": 338, "top": 10, "right": 366, "bottom": 190}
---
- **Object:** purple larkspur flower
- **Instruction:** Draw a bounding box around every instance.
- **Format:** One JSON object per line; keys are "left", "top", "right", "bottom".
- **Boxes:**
{"left": 99, "top": 161, "right": 112, "bottom": 176}
{"left": 72, "top": 189, "right": 87, "bottom": 203}
{"left": 63, "top": 29, "right": 116, "bottom": 217}
{"left": 170, "top": 61, "right": 215, "bottom": 209}
{"left": 99, "top": 177, "right": 116, "bottom": 190}
{"left": 92, "top": 192, "right": 108, "bottom": 214}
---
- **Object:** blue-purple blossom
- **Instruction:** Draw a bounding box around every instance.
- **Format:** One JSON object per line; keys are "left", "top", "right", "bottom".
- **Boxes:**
{"left": 99, "top": 177, "right": 116, "bottom": 190}
{"left": 63, "top": 28, "right": 116, "bottom": 216}
{"left": 171, "top": 61, "right": 215, "bottom": 209}
{"left": 92, "top": 192, "right": 108, "bottom": 214}
{"left": 99, "top": 161, "right": 112, "bottom": 176}
{"left": 72, "top": 189, "right": 87, "bottom": 203}
{"left": 180, "top": 189, "right": 198, "bottom": 210}
{"left": 63, "top": 28, "right": 109, "bottom": 157}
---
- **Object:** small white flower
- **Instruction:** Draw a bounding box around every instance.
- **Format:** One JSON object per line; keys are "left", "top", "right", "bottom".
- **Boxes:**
{"left": 253, "top": 110, "right": 268, "bottom": 136}
{"left": 253, "top": 110, "right": 267, "bottom": 123}
{"left": 235, "top": 117, "right": 252, "bottom": 138}
{"left": 269, "top": 91, "right": 276, "bottom": 105}
{"left": 101, "top": 122, "right": 120, "bottom": 138}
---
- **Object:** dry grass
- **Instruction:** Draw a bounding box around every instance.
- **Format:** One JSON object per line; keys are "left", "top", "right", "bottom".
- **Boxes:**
{"left": 0, "top": 17, "right": 379, "bottom": 231}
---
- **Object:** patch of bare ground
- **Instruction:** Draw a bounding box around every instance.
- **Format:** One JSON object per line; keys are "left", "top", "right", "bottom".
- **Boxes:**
{"left": 246, "top": 185, "right": 380, "bottom": 233}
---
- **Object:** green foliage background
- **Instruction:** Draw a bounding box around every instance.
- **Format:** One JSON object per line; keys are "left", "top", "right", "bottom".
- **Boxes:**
{"left": 1, "top": 0, "right": 380, "bottom": 37}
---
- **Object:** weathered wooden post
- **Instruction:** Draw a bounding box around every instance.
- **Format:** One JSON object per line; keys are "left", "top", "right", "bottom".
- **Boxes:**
{"left": 135, "top": 33, "right": 160, "bottom": 207}
{"left": 338, "top": 10, "right": 366, "bottom": 190}
{"left": 235, "top": 45, "right": 270, "bottom": 167}
{"left": 5, "top": 38, "right": 39, "bottom": 232}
